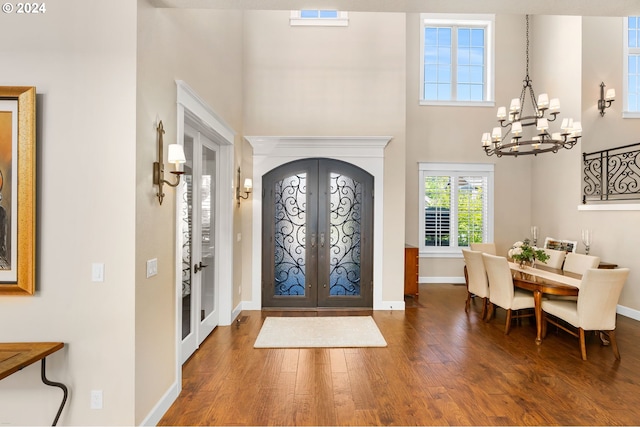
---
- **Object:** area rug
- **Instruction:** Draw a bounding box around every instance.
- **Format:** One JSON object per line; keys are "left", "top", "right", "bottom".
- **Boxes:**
{"left": 253, "top": 316, "right": 387, "bottom": 348}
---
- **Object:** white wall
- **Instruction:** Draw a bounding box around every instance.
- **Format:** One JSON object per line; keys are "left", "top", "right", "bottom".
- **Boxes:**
{"left": 405, "top": 13, "right": 534, "bottom": 279}
{"left": 528, "top": 15, "right": 639, "bottom": 314}
{"left": 578, "top": 16, "right": 640, "bottom": 312}
{"left": 242, "top": 10, "right": 408, "bottom": 304}
{"left": 530, "top": 15, "right": 584, "bottom": 237}
{"left": 0, "top": 0, "right": 138, "bottom": 424}
{"left": 136, "top": 2, "right": 244, "bottom": 424}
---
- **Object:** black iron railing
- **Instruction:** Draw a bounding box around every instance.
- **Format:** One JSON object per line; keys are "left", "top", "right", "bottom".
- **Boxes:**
{"left": 583, "top": 142, "right": 640, "bottom": 203}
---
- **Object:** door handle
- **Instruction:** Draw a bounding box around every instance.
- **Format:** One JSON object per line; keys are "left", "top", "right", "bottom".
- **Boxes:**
{"left": 194, "top": 261, "right": 208, "bottom": 274}
{"left": 310, "top": 233, "right": 316, "bottom": 248}
{"left": 320, "top": 232, "right": 325, "bottom": 248}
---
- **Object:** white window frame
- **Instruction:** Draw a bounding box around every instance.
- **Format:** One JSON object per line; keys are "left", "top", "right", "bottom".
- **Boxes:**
{"left": 419, "top": 163, "right": 494, "bottom": 257}
{"left": 623, "top": 16, "right": 640, "bottom": 118}
{"left": 290, "top": 10, "right": 349, "bottom": 27}
{"left": 419, "top": 14, "right": 495, "bottom": 107}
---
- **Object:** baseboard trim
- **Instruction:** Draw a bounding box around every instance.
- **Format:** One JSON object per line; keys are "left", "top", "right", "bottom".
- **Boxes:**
{"left": 231, "top": 301, "right": 243, "bottom": 323}
{"left": 139, "top": 380, "right": 179, "bottom": 426}
{"left": 420, "top": 276, "right": 466, "bottom": 285}
{"left": 617, "top": 304, "right": 640, "bottom": 321}
{"left": 376, "top": 300, "right": 405, "bottom": 310}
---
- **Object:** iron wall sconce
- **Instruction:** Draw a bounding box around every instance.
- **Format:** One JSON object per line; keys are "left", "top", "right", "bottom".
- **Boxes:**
{"left": 598, "top": 82, "right": 615, "bottom": 116}
{"left": 236, "top": 167, "right": 252, "bottom": 207}
{"left": 153, "top": 120, "right": 186, "bottom": 205}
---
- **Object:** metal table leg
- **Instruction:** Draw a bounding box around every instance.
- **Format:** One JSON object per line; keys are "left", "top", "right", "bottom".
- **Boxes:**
{"left": 40, "top": 357, "right": 68, "bottom": 426}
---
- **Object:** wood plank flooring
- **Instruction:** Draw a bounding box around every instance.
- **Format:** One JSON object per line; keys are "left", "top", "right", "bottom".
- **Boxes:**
{"left": 159, "top": 283, "right": 640, "bottom": 425}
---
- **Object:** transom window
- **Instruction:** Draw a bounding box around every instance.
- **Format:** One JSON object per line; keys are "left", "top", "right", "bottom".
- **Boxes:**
{"left": 290, "top": 10, "right": 349, "bottom": 27}
{"left": 624, "top": 16, "right": 640, "bottom": 118}
{"left": 420, "top": 14, "right": 494, "bottom": 106}
{"left": 419, "top": 163, "right": 494, "bottom": 256}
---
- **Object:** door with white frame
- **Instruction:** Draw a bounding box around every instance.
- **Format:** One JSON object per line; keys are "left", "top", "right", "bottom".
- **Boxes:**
{"left": 180, "top": 123, "right": 219, "bottom": 363}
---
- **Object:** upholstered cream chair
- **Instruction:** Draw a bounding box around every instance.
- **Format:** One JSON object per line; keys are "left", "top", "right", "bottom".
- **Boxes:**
{"left": 542, "top": 268, "right": 630, "bottom": 360}
{"left": 563, "top": 253, "right": 601, "bottom": 275}
{"left": 462, "top": 249, "right": 490, "bottom": 320}
{"left": 470, "top": 242, "right": 497, "bottom": 255}
{"left": 542, "top": 248, "right": 567, "bottom": 269}
{"left": 482, "top": 253, "right": 535, "bottom": 334}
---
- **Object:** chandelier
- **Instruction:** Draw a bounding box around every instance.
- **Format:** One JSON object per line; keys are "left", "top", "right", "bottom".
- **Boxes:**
{"left": 482, "top": 15, "right": 581, "bottom": 157}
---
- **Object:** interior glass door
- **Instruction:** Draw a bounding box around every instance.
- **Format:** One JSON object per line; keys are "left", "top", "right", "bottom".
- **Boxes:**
{"left": 181, "top": 125, "right": 219, "bottom": 363}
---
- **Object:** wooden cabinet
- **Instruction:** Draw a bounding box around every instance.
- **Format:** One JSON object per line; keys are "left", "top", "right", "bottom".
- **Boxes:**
{"left": 404, "top": 245, "right": 419, "bottom": 298}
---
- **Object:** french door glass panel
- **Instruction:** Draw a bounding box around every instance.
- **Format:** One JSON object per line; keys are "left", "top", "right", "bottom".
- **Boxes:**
{"left": 181, "top": 126, "right": 218, "bottom": 364}
{"left": 199, "top": 148, "right": 216, "bottom": 323}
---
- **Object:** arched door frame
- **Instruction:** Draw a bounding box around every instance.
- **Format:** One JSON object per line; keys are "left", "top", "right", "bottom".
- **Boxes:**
{"left": 245, "top": 136, "right": 391, "bottom": 310}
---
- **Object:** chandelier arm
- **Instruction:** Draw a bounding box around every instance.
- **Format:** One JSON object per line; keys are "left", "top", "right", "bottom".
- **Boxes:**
{"left": 527, "top": 83, "right": 539, "bottom": 117}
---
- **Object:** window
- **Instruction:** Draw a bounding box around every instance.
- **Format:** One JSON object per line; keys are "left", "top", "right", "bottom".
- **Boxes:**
{"left": 624, "top": 16, "right": 640, "bottom": 118}
{"left": 420, "top": 14, "right": 494, "bottom": 106}
{"left": 290, "top": 10, "right": 349, "bottom": 27}
{"left": 419, "top": 163, "right": 494, "bottom": 256}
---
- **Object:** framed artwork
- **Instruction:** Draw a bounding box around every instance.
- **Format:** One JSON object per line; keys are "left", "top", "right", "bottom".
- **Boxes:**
{"left": 0, "top": 86, "right": 36, "bottom": 295}
{"left": 544, "top": 237, "right": 577, "bottom": 254}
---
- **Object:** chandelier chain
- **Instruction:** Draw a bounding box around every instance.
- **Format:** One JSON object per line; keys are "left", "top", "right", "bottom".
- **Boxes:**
{"left": 525, "top": 15, "right": 530, "bottom": 78}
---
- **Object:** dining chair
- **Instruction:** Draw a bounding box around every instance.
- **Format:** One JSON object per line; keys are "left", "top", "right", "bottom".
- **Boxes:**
{"left": 462, "top": 249, "right": 490, "bottom": 320}
{"left": 541, "top": 268, "right": 630, "bottom": 360}
{"left": 542, "top": 248, "right": 566, "bottom": 269}
{"left": 470, "top": 242, "right": 497, "bottom": 255}
{"left": 482, "top": 253, "right": 535, "bottom": 334}
{"left": 563, "top": 253, "right": 601, "bottom": 275}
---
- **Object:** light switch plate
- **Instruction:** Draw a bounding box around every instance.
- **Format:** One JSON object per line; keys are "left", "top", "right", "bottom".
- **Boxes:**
{"left": 146, "top": 258, "right": 158, "bottom": 278}
{"left": 91, "top": 263, "right": 104, "bottom": 282}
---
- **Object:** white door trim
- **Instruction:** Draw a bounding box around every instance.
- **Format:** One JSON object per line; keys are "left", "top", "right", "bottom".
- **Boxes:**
{"left": 174, "top": 80, "right": 235, "bottom": 391}
{"left": 244, "top": 136, "right": 391, "bottom": 310}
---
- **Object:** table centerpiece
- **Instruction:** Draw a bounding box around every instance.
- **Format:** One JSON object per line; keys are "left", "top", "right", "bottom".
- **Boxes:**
{"left": 508, "top": 238, "right": 550, "bottom": 268}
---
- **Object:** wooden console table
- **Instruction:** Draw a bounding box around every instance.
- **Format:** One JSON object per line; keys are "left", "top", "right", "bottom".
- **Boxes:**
{"left": 0, "top": 342, "right": 67, "bottom": 426}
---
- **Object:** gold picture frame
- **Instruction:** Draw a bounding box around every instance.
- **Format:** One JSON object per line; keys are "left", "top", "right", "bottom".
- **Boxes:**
{"left": 0, "top": 86, "right": 36, "bottom": 295}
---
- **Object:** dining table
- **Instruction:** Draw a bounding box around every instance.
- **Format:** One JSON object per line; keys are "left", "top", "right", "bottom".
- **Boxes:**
{"left": 509, "top": 262, "right": 582, "bottom": 345}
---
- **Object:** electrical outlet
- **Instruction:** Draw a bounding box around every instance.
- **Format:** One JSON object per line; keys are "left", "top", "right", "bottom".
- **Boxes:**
{"left": 146, "top": 258, "right": 158, "bottom": 278}
{"left": 90, "top": 390, "right": 103, "bottom": 409}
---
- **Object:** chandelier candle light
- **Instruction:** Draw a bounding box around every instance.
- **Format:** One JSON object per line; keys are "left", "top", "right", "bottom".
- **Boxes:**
{"left": 482, "top": 15, "right": 582, "bottom": 157}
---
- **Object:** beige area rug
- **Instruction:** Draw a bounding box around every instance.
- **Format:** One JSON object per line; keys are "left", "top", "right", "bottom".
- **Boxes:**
{"left": 254, "top": 316, "right": 387, "bottom": 348}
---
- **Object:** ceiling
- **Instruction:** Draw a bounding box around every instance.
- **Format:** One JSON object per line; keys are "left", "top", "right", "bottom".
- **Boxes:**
{"left": 149, "top": 0, "right": 640, "bottom": 17}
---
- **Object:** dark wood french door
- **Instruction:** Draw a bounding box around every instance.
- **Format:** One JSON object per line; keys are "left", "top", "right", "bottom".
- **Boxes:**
{"left": 262, "top": 158, "right": 374, "bottom": 308}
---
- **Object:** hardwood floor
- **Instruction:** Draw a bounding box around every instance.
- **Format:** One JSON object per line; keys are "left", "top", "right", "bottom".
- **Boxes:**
{"left": 159, "top": 283, "right": 640, "bottom": 425}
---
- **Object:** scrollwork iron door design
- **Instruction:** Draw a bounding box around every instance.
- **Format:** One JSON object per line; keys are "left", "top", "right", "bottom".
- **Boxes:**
{"left": 262, "top": 159, "right": 373, "bottom": 308}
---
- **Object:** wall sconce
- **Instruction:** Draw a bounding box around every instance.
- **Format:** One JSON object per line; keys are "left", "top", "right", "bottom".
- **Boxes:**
{"left": 598, "top": 82, "right": 615, "bottom": 116}
{"left": 236, "top": 167, "right": 252, "bottom": 207}
{"left": 153, "top": 120, "right": 186, "bottom": 205}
